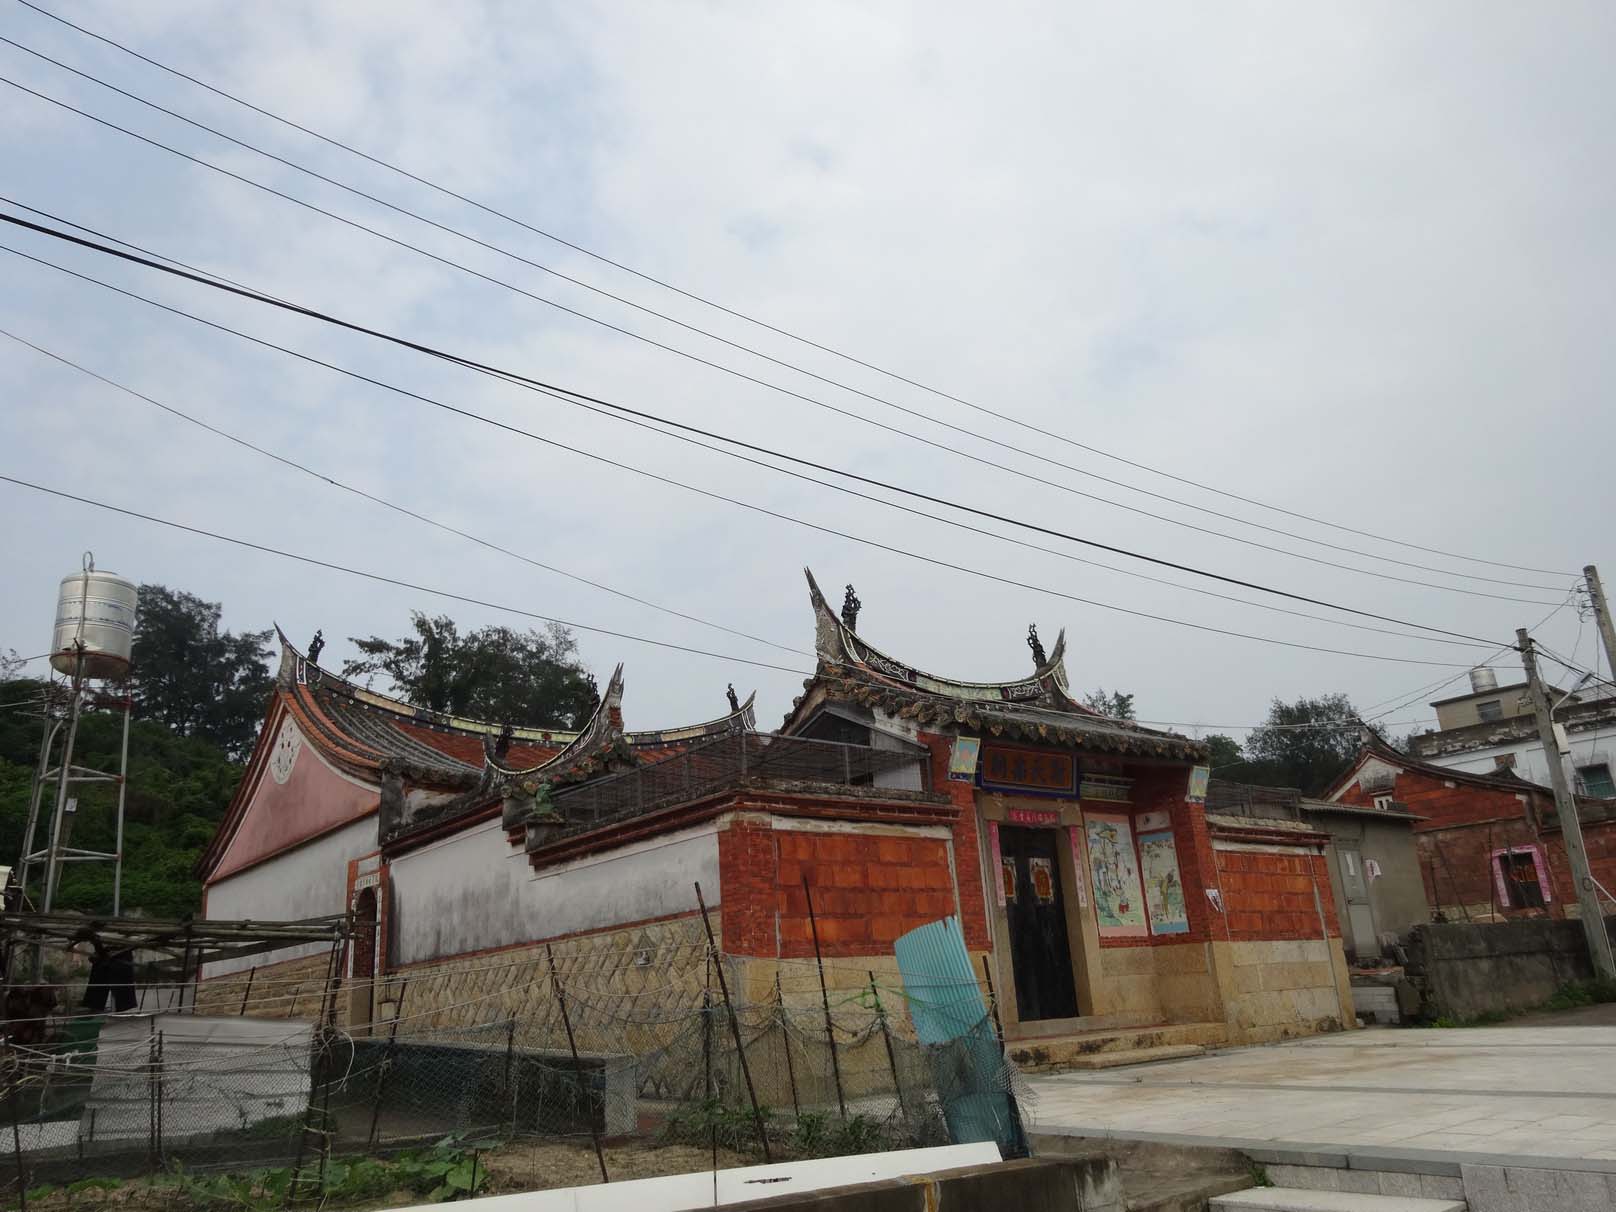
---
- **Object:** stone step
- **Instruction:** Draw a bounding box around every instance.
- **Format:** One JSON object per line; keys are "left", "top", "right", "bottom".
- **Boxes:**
{"left": 1212, "top": 1188, "right": 1466, "bottom": 1212}
{"left": 1058, "top": 1043, "right": 1205, "bottom": 1070}
{"left": 1007, "top": 1020, "right": 1227, "bottom": 1071}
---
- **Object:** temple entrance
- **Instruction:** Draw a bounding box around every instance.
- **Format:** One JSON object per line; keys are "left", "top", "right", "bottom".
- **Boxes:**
{"left": 999, "top": 826, "right": 1080, "bottom": 1020}
{"left": 349, "top": 885, "right": 377, "bottom": 1030}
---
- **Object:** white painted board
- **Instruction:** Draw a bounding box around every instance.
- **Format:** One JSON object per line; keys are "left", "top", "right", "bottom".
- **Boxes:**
{"left": 381, "top": 1142, "right": 1001, "bottom": 1212}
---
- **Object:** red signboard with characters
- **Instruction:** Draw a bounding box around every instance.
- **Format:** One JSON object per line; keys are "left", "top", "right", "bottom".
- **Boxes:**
{"left": 979, "top": 744, "right": 1077, "bottom": 796}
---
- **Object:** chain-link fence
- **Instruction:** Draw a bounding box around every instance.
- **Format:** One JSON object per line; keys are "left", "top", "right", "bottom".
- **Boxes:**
{"left": 0, "top": 936, "right": 1027, "bottom": 1202}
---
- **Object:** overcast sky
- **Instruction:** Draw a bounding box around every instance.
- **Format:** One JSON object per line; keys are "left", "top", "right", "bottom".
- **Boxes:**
{"left": 3, "top": 2, "right": 1613, "bottom": 745}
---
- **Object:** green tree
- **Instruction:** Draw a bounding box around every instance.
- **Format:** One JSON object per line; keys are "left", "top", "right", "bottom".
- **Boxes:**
{"left": 131, "top": 585, "right": 273, "bottom": 759}
{"left": 1082, "top": 688, "right": 1136, "bottom": 720}
{"left": 1204, "top": 733, "right": 1244, "bottom": 770}
{"left": 0, "top": 674, "right": 242, "bottom": 916}
{"left": 344, "top": 613, "right": 598, "bottom": 728}
{"left": 1241, "top": 693, "right": 1361, "bottom": 794}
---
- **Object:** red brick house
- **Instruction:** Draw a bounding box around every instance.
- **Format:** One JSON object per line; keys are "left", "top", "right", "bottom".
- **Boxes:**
{"left": 1324, "top": 731, "right": 1616, "bottom": 922}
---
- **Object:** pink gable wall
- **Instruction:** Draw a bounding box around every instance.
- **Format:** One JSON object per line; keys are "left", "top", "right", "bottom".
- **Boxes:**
{"left": 211, "top": 716, "right": 377, "bottom": 881}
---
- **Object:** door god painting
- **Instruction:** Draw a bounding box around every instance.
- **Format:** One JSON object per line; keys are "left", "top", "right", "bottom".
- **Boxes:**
{"left": 1138, "top": 829, "right": 1188, "bottom": 935}
{"left": 1084, "top": 812, "right": 1148, "bottom": 937}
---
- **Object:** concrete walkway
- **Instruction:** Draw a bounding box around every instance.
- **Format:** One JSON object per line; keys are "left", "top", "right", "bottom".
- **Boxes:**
{"left": 1025, "top": 1025, "right": 1616, "bottom": 1163}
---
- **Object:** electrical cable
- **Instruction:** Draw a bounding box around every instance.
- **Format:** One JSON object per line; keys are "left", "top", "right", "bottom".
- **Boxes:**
{"left": 0, "top": 326, "right": 808, "bottom": 658}
{"left": 0, "top": 316, "right": 1501, "bottom": 655}
{"left": 0, "top": 70, "right": 1573, "bottom": 598}
{"left": 0, "top": 213, "right": 1548, "bottom": 648}
{"left": 0, "top": 472, "right": 1485, "bottom": 670}
{"left": 9, "top": 0, "right": 1574, "bottom": 580}
{"left": 0, "top": 474, "right": 811, "bottom": 677}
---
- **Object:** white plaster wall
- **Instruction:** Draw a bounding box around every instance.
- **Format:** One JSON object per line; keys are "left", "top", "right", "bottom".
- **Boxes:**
{"left": 387, "top": 820, "right": 720, "bottom": 966}
{"left": 203, "top": 815, "right": 377, "bottom": 977}
{"left": 1424, "top": 733, "right": 1616, "bottom": 790}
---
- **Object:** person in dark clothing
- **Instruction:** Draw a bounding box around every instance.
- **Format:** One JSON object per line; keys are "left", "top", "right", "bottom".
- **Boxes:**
{"left": 70, "top": 926, "right": 136, "bottom": 1013}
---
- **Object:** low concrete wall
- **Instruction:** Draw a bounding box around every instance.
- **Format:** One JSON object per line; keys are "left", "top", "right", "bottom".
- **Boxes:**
{"left": 1404, "top": 916, "right": 1616, "bottom": 1020}
{"left": 724, "top": 1158, "right": 1121, "bottom": 1211}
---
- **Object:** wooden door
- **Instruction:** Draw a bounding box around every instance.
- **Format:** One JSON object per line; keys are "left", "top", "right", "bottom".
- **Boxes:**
{"left": 1000, "top": 826, "right": 1080, "bottom": 1021}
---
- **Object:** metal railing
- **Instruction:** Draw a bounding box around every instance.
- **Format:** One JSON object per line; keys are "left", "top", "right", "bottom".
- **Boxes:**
{"left": 553, "top": 731, "right": 927, "bottom": 837}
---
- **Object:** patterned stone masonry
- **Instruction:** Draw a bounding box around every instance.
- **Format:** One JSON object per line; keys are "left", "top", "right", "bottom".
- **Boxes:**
{"left": 193, "top": 949, "right": 342, "bottom": 1021}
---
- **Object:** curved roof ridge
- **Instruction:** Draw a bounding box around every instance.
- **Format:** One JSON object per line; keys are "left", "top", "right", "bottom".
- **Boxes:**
{"left": 803, "top": 568, "right": 1079, "bottom": 706}
{"left": 276, "top": 627, "right": 585, "bottom": 744}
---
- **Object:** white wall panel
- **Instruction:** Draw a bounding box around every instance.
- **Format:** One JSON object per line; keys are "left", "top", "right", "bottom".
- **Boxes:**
{"left": 387, "top": 821, "right": 720, "bottom": 966}
{"left": 203, "top": 816, "right": 377, "bottom": 976}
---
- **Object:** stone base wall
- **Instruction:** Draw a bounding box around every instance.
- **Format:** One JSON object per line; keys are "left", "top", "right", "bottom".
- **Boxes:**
{"left": 193, "top": 950, "right": 339, "bottom": 1021}
{"left": 1218, "top": 937, "right": 1353, "bottom": 1042}
{"left": 1404, "top": 915, "right": 1616, "bottom": 1021}
{"left": 1091, "top": 941, "right": 1223, "bottom": 1024}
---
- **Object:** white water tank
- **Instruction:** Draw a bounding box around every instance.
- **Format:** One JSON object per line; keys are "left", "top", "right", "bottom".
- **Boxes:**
{"left": 1469, "top": 666, "right": 1498, "bottom": 694}
{"left": 51, "top": 568, "right": 138, "bottom": 679}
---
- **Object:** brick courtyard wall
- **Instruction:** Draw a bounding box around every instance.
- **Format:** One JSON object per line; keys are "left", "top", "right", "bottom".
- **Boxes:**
{"left": 1211, "top": 825, "right": 1351, "bottom": 1041}
{"left": 1215, "top": 846, "right": 1340, "bottom": 942}
{"left": 193, "top": 949, "right": 342, "bottom": 1022}
{"left": 772, "top": 828, "right": 957, "bottom": 959}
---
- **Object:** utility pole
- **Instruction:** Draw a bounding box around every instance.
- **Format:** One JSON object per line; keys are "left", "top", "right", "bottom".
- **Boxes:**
{"left": 1518, "top": 628, "right": 1615, "bottom": 980}
{"left": 1586, "top": 565, "right": 1616, "bottom": 689}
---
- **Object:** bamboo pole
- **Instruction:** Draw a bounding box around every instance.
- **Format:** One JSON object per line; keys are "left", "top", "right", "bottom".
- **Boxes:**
{"left": 802, "top": 878, "right": 846, "bottom": 1119}
{"left": 548, "top": 945, "right": 608, "bottom": 1184}
{"left": 693, "top": 882, "right": 771, "bottom": 1161}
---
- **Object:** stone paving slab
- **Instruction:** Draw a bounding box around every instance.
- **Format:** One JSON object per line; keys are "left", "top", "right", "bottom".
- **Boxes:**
{"left": 1026, "top": 1025, "right": 1616, "bottom": 1167}
{"left": 1211, "top": 1191, "right": 1464, "bottom": 1212}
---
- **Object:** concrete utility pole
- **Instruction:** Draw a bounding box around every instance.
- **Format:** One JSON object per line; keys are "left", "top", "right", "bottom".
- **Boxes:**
{"left": 1517, "top": 628, "right": 1615, "bottom": 980}
{"left": 1586, "top": 565, "right": 1616, "bottom": 689}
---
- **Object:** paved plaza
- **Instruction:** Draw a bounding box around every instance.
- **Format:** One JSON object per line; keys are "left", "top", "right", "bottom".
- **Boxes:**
{"left": 1027, "top": 1020, "right": 1616, "bottom": 1163}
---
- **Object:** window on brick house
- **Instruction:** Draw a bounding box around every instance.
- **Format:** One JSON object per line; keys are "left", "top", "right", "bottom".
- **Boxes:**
{"left": 1373, "top": 794, "right": 1394, "bottom": 812}
{"left": 1576, "top": 762, "right": 1616, "bottom": 798}
{"left": 1497, "top": 852, "right": 1545, "bottom": 908}
{"left": 1476, "top": 699, "right": 1503, "bottom": 722}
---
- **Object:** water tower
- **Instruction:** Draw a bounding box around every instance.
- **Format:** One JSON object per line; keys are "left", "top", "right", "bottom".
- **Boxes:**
{"left": 17, "top": 554, "right": 138, "bottom": 921}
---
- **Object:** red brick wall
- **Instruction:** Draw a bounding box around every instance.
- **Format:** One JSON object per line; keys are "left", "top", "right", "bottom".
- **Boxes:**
{"left": 919, "top": 731, "right": 992, "bottom": 949}
{"left": 716, "top": 816, "right": 961, "bottom": 958}
{"left": 776, "top": 829, "right": 957, "bottom": 958}
{"left": 718, "top": 816, "right": 778, "bottom": 954}
{"left": 1215, "top": 848, "right": 1340, "bottom": 941}
{"left": 1339, "top": 766, "right": 1533, "bottom": 831}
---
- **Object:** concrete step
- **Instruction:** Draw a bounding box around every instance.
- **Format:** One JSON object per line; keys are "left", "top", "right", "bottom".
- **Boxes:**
{"left": 1059, "top": 1043, "right": 1205, "bottom": 1070}
{"left": 1212, "top": 1189, "right": 1465, "bottom": 1212}
{"left": 1007, "top": 1019, "right": 1227, "bottom": 1071}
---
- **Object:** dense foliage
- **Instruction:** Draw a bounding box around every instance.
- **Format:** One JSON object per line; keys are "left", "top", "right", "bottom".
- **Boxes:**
{"left": 1221, "top": 693, "right": 1362, "bottom": 794}
{"left": 344, "top": 613, "right": 598, "bottom": 727}
{"left": 130, "top": 585, "right": 274, "bottom": 760}
{"left": 1081, "top": 687, "right": 1136, "bottom": 721}
{"left": 0, "top": 676, "right": 240, "bottom": 917}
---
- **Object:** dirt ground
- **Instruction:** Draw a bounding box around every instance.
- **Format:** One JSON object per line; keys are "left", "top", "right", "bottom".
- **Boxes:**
{"left": 1497, "top": 1000, "right": 1616, "bottom": 1028}
{"left": 479, "top": 1138, "right": 753, "bottom": 1194}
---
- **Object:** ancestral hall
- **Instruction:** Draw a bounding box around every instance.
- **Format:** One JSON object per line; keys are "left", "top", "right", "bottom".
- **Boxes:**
{"left": 198, "top": 576, "right": 1356, "bottom": 1054}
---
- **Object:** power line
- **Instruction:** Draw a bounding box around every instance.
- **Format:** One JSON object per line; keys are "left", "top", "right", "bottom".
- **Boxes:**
{"left": 0, "top": 325, "right": 808, "bottom": 658}
{"left": 0, "top": 475, "right": 812, "bottom": 677}
{"left": 0, "top": 67, "right": 1572, "bottom": 599}
{"left": 0, "top": 212, "right": 1546, "bottom": 651}
{"left": 0, "top": 31, "right": 1576, "bottom": 595}
{"left": 0, "top": 246, "right": 1496, "bottom": 674}
{"left": 3, "top": 316, "right": 1487, "bottom": 658}
{"left": 0, "top": 474, "right": 1492, "bottom": 677}
{"left": 1359, "top": 591, "right": 1580, "bottom": 723}
{"left": 9, "top": 0, "right": 1574, "bottom": 581}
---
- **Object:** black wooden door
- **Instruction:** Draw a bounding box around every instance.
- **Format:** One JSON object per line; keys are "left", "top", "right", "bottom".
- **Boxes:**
{"left": 1000, "top": 826, "right": 1080, "bottom": 1021}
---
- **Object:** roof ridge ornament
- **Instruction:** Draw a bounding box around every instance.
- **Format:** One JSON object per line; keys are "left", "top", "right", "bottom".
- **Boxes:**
{"left": 1027, "top": 624, "right": 1046, "bottom": 668}
{"left": 842, "top": 584, "right": 861, "bottom": 631}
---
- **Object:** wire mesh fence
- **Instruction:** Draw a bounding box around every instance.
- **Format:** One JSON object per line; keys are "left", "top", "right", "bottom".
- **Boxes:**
{"left": 0, "top": 934, "right": 1027, "bottom": 1203}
